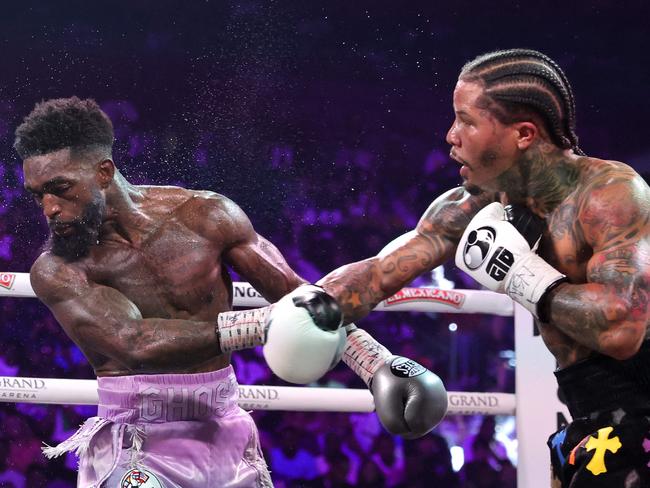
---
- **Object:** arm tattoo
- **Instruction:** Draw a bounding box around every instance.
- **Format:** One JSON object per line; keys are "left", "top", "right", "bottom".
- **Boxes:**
{"left": 546, "top": 168, "right": 650, "bottom": 356}
{"left": 321, "top": 188, "right": 492, "bottom": 322}
{"left": 548, "top": 244, "right": 648, "bottom": 353}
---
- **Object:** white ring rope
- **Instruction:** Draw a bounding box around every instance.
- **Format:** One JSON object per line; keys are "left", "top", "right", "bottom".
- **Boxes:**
{"left": 0, "top": 271, "right": 516, "bottom": 416}
{"left": 0, "top": 377, "right": 515, "bottom": 416}
{"left": 0, "top": 272, "right": 514, "bottom": 316}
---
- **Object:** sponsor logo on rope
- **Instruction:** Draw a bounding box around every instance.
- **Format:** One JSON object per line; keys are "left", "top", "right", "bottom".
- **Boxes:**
{"left": 0, "top": 377, "right": 46, "bottom": 400}
{"left": 233, "top": 283, "right": 263, "bottom": 299}
{"left": 0, "top": 273, "right": 15, "bottom": 290}
{"left": 119, "top": 468, "right": 164, "bottom": 487}
{"left": 238, "top": 386, "right": 280, "bottom": 410}
{"left": 384, "top": 287, "right": 466, "bottom": 309}
{"left": 448, "top": 393, "right": 501, "bottom": 414}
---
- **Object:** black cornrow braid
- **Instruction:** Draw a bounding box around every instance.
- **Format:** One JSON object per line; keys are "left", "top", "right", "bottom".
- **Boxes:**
{"left": 466, "top": 54, "right": 572, "bottom": 149}
{"left": 494, "top": 90, "right": 572, "bottom": 149}
{"left": 460, "top": 49, "right": 585, "bottom": 155}
{"left": 462, "top": 50, "right": 566, "bottom": 103}
{"left": 522, "top": 50, "right": 577, "bottom": 127}
{"left": 484, "top": 70, "right": 572, "bottom": 150}
{"left": 520, "top": 50, "right": 584, "bottom": 154}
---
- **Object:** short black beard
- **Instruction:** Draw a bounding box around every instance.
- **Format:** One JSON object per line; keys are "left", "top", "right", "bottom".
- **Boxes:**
{"left": 46, "top": 194, "right": 105, "bottom": 262}
{"left": 478, "top": 148, "right": 499, "bottom": 168}
{"left": 463, "top": 183, "right": 484, "bottom": 196}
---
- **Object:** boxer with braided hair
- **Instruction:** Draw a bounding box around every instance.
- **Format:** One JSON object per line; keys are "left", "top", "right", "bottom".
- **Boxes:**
{"left": 295, "top": 49, "right": 649, "bottom": 487}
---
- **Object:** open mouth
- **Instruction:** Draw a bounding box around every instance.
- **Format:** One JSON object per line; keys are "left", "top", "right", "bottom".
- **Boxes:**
{"left": 449, "top": 151, "right": 469, "bottom": 167}
{"left": 450, "top": 151, "right": 471, "bottom": 179}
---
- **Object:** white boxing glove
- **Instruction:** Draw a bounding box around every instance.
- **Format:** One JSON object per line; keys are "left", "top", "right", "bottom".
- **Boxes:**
{"left": 263, "top": 285, "right": 346, "bottom": 384}
{"left": 216, "top": 285, "right": 346, "bottom": 384}
{"left": 455, "top": 202, "right": 566, "bottom": 318}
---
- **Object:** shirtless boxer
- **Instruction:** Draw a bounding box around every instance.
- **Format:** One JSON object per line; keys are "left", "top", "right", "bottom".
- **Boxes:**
{"left": 16, "top": 97, "right": 445, "bottom": 487}
{"left": 299, "top": 49, "right": 649, "bottom": 487}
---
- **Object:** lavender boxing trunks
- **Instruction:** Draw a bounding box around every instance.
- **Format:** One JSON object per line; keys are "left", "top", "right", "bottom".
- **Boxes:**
{"left": 43, "top": 366, "right": 273, "bottom": 487}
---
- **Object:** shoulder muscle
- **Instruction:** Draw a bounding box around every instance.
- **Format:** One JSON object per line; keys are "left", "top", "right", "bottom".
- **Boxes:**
{"left": 180, "top": 191, "right": 256, "bottom": 248}
{"left": 30, "top": 253, "right": 90, "bottom": 305}
{"left": 578, "top": 166, "right": 650, "bottom": 251}
{"left": 417, "top": 187, "right": 496, "bottom": 243}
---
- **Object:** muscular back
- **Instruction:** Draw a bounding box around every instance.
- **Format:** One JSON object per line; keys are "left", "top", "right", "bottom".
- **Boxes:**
{"left": 31, "top": 186, "right": 303, "bottom": 376}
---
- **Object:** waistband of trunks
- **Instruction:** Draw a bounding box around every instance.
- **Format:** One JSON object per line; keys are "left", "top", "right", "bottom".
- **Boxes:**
{"left": 97, "top": 366, "right": 239, "bottom": 423}
{"left": 555, "top": 339, "right": 650, "bottom": 418}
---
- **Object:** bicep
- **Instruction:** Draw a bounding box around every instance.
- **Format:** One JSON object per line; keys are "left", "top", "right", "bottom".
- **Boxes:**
{"left": 195, "top": 194, "right": 305, "bottom": 300}
{"left": 586, "top": 239, "right": 650, "bottom": 321}
{"left": 224, "top": 234, "right": 305, "bottom": 302}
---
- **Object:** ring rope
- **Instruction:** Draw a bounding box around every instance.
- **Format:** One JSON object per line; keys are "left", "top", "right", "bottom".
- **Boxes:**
{"left": 0, "top": 272, "right": 514, "bottom": 316}
{"left": 0, "top": 376, "right": 515, "bottom": 416}
{"left": 0, "top": 271, "right": 516, "bottom": 416}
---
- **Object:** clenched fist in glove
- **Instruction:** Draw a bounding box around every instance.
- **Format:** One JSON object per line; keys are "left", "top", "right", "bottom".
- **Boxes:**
{"left": 343, "top": 325, "right": 448, "bottom": 439}
{"left": 455, "top": 202, "right": 567, "bottom": 320}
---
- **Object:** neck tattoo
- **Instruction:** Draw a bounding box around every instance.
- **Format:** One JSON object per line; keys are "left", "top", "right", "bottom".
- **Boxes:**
{"left": 497, "top": 142, "right": 579, "bottom": 215}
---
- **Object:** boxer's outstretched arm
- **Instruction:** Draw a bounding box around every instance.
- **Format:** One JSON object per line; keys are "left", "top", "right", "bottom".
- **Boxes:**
{"left": 318, "top": 188, "right": 493, "bottom": 323}
{"left": 542, "top": 169, "right": 650, "bottom": 361}
{"left": 31, "top": 255, "right": 224, "bottom": 372}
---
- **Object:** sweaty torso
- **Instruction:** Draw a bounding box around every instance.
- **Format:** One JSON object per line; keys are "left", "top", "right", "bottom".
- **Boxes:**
{"left": 80, "top": 187, "right": 233, "bottom": 375}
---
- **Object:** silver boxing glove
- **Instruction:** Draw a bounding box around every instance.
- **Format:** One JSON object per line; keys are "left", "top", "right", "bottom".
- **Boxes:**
{"left": 343, "top": 326, "right": 448, "bottom": 439}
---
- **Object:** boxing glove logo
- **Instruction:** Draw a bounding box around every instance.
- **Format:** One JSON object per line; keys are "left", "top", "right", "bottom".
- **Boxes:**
{"left": 462, "top": 226, "right": 496, "bottom": 269}
{"left": 486, "top": 247, "right": 514, "bottom": 281}
{"left": 390, "top": 357, "right": 426, "bottom": 378}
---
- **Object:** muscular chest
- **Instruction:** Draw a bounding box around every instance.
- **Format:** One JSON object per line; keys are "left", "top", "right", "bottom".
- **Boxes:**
{"left": 539, "top": 199, "right": 592, "bottom": 283}
{"left": 87, "top": 221, "right": 227, "bottom": 317}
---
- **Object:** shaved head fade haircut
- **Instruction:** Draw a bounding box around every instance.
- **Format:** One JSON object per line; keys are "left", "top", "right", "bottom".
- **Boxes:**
{"left": 14, "top": 97, "right": 114, "bottom": 160}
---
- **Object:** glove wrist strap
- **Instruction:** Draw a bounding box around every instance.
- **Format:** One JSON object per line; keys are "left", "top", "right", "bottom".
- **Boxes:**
{"left": 504, "top": 252, "right": 566, "bottom": 318}
{"left": 343, "top": 328, "right": 392, "bottom": 387}
{"left": 536, "top": 277, "right": 568, "bottom": 323}
{"left": 216, "top": 307, "right": 270, "bottom": 353}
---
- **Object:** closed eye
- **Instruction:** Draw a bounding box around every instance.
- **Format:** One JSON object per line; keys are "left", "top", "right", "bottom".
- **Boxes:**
{"left": 50, "top": 185, "right": 71, "bottom": 196}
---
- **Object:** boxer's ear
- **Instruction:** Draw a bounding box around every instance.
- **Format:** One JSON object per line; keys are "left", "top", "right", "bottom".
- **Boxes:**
{"left": 97, "top": 159, "right": 115, "bottom": 188}
{"left": 513, "top": 122, "right": 538, "bottom": 150}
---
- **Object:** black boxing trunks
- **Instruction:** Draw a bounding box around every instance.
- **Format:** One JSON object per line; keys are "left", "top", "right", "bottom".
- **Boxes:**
{"left": 547, "top": 340, "right": 650, "bottom": 487}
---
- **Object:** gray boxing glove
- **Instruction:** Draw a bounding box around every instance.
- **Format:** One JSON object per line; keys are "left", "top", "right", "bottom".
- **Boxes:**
{"left": 371, "top": 356, "right": 448, "bottom": 439}
{"left": 343, "top": 326, "right": 448, "bottom": 439}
